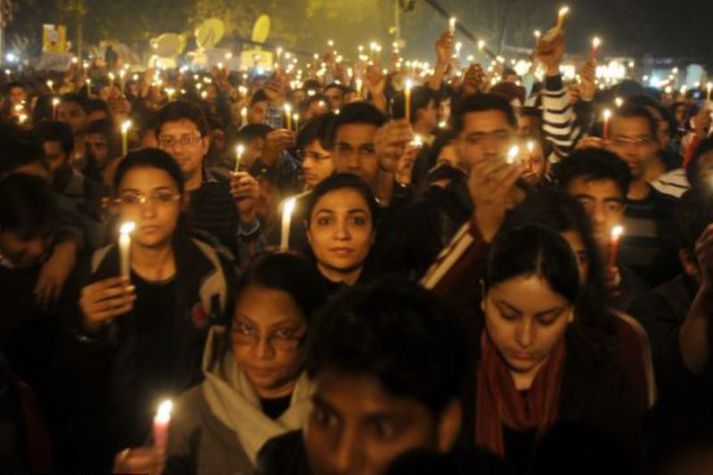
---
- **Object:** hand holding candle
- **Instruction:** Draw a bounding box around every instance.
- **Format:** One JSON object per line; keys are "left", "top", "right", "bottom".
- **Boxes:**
{"left": 153, "top": 400, "right": 173, "bottom": 452}
{"left": 281, "top": 197, "right": 297, "bottom": 251}
{"left": 118, "top": 222, "right": 135, "bottom": 278}
{"left": 284, "top": 104, "right": 293, "bottom": 130}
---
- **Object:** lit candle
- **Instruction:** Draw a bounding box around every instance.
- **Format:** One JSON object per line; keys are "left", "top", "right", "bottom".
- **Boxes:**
{"left": 293, "top": 113, "right": 300, "bottom": 131}
{"left": 478, "top": 40, "right": 486, "bottom": 63}
{"left": 121, "top": 120, "right": 132, "bottom": 156}
{"left": 707, "top": 82, "right": 712, "bottom": 103}
{"left": 591, "top": 37, "right": 601, "bottom": 61}
{"left": 241, "top": 107, "right": 248, "bottom": 125}
{"left": 534, "top": 30, "right": 542, "bottom": 43}
{"left": 410, "top": 134, "right": 424, "bottom": 148}
{"left": 153, "top": 400, "right": 173, "bottom": 452}
{"left": 46, "top": 80, "right": 54, "bottom": 93}
{"left": 234, "top": 144, "right": 245, "bottom": 172}
{"left": 108, "top": 72, "right": 115, "bottom": 88}
{"left": 119, "top": 69, "right": 126, "bottom": 93}
{"left": 284, "top": 104, "right": 293, "bottom": 130}
{"left": 118, "top": 222, "right": 135, "bottom": 278}
{"left": 615, "top": 97, "right": 624, "bottom": 108}
{"left": 506, "top": 145, "right": 520, "bottom": 165}
{"left": 602, "top": 109, "right": 612, "bottom": 141}
{"left": 449, "top": 17, "right": 457, "bottom": 34}
{"left": 526, "top": 140, "right": 535, "bottom": 172}
{"left": 18, "top": 113, "right": 28, "bottom": 125}
{"left": 556, "top": 6, "right": 570, "bottom": 31}
{"left": 404, "top": 79, "right": 413, "bottom": 123}
{"left": 608, "top": 225, "right": 623, "bottom": 269}
{"left": 280, "top": 197, "right": 297, "bottom": 251}
{"left": 86, "top": 78, "right": 92, "bottom": 95}
{"left": 52, "top": 98, "right": 60, "bottom": 120}
{"left": 356, "top": 78, "right": 363, "bottom": 98}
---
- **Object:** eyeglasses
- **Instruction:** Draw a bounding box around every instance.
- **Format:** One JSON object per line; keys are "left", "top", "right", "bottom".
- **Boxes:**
{"left": 113, "top": 191, "right": 181, "bottom": 208}
{"left": 231, "top": 319, "right": 306, "bottom": 351}
{"left": 610, "top": 137, "right": 653, "bottom": 147}
{"left": 158, "top": 134, "right": 203, "bottom": 149}
{"left": 462, "top": 130, "right": 512, "bottom": 146}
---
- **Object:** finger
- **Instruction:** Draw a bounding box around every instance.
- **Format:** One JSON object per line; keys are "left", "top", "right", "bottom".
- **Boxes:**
{"left": 95, "top": 285, "right": 134, "bottom": 303}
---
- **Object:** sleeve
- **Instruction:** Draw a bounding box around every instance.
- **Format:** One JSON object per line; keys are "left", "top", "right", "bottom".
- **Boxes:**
{"left": 540, "top": 74, "right": 586, "bottom": 161}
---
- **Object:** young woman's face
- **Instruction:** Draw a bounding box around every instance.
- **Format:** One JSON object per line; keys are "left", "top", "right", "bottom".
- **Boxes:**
{"left": 307, "top": 188, "right": 374, "bottom": 280}
{"left": 116, "top": 167, "right": 182, "bottom": 248}
{"left": 484, "top": 275, "right": 573, "bottom": 377}
{"left": 231, "top": 284, "right": 307, "bottom": 398}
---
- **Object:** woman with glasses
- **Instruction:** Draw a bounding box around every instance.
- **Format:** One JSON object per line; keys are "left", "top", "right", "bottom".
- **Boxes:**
{"left": 62, "top": 148, "right": 236, "bottom": 470}
{"left": 161, "top": 252, "right": 326, "bottom": 475}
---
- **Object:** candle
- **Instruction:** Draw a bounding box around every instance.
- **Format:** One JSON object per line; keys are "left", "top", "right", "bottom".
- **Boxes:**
{"left": 404, "top": 79, "right": 413, "bottom": 123}
{"left": 18, "top": 113, "right": 28, "bottom": 125}
{"left": 615, "top": 97, "right": 624, "bottom": 108}
{"left": 506, "top": 145, "right": 520, "bottom": 165}
{"left": 602, "top": 109, "right": 612, "bottom": 141}
{"left": 121, "top": 120, "right": 132, "bottom": 156}
{"left": 707, "top": 82, "right": 712, "bottom": 103}
{"left": 52, "top": 98, "right": 60, "bottom": 120}
{"left": 591, "top": 37, "right": 601, "bottom": 61}
{"left": 280, "top": 197, "right": 297, "bottom": 251}
{"left": 119, "top": 70, "right": 126, "bottom": 93}
{"left": 153, "top": 400, "right": 173, "bottom": 451}
{"left": 356, "top": 78, "right": 363, "bottom": 98}
{"left": 449, "top": 17, "right": 457, "bottom": 34}
{"left": 284, "top": 104, "right": 293, "bottom": 130}
{"left": 526, "top": 140, "right": 535, "bottom": 172}
{"left": 410, "top": 134, "right": 424, "bottom": 148}
{"left": 108, "top": 72, "right": 115, "bottom": 88}
{"left": 556, "top": 6, "right": 570, "bottom": 31}
{"left": 234, "top": 144, "right": 245, "bottom": 172}
{"left": 478, "top": 40, "right": 486, "bottom": 63}
{"left": 241, "top": 107, "right": 248, "bottom": 125}
{"left": 608, "top": 225, "right": 623, "bottom": 269}
{"left": 293, "top": 113, "right": 300, "bottom": 131}
{"left": 46, "top": 80, "right": 54, "bottom": 93}
{"left": 118, "top": 221, "right": 135, "bottom": 278}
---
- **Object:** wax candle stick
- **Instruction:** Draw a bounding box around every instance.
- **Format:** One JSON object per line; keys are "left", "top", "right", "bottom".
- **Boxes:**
{"left": 119, "top": 70, "right": 126, "bottom": 93}
{"left": 293, "top": 113, "right": 300, "bottom": 132}
{"left": 46, "top": 80, "right": 54, "bottom": 93}
{"left": 534, "top": 30, "right": 542, "bottom": 46}
{"left": 121, "top": 120, "right": 132, "bottom": 156}
{"left": 280, "top": 197, "right": 297, "bottom": 251}
{"left": 234, "top": 144, "right": 245, "bottom": 172}
{"left": 478, "top": 40, "right": 486, "bottom": 63}
{"left": 506, "top": 145, "right": 520, "bottom": 165}
{"left": 52, "top": 98, "right": 60, "bottom": 120}
{"left": 602, "top": 109, "right": 612, "bottom": 141}
{"left": 608, "top": 225, "right": 623, "bottom": 269}
{"left": 526, "top": 140, "right": 535, "bottom": 172}
{"left": 241, "top": 107, "right": 248, "bottom": 125}
{"left": 284, "top": 104, "right": 293, "bottom": 130}
{"left": 404, "top": 79, "right": 413, "bottom": 123}
{"left": 153, "top": 400, "right": 173, "bottom": 451}
{"left": 118, "top": 222, "right": 135, "bottom": 278}
{"left": 449, "top": 17, "right": 457, "bottom": 34}
{"left": 591, "top": 37, "right": 601, "bottom": 61}
{"left": 707, "top": 82, "right": 712, "bottom": 103}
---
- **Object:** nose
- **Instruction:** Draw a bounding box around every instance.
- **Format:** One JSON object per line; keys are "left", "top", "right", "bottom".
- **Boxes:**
{"left": 592, "top": 202, "right": 607, "bottom": 224}
{"left": 140, "top": 200, "right": 158, "bottom": 218}
{"left": 252, "top": 336, "right": 275, "bottom": 360}
{"left": 334, "top": 219, "right": 351, "bottom": 241}
{"left": 515, "top": 318, "right": 534, "bottom": 349}
{"left": 330, "top": 427, "right": 361, "bottom": 474}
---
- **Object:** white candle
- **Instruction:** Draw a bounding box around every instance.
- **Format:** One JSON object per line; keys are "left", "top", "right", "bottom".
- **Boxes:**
{"left": 118, "top": 222, "right": 135, "bottom": 278}
{"left": 46, "top": 80, "right": 54, "bottom": 92}
{"left": 293, "top": 113, "right": 300, "bottom": 131}
{"left": 121, "top": 120, "right": 132, "bottom": 156}
{"left": 153, "top": 400, "right": 173, "bottom": 451}
{"left": 602, "top": 109, "right": 612, "bottom": 140}
{"left": 608, "top": 225, "right": 624, "bottom": 269}
{"left": 506, "top": 145, "right": 520, "bottom": 165}
{"left": 404, "top": 79, "right": 413, "bottom": 122}
{"left": 234, "top": 144, "right": 245, "bottom": 172}
{"left": 449, "top": 17, "right": 457, "bottom": 34}
{"left": 52, "top": 98, "right": 60, "bottom": 120}
{"left": 280, "top": 197, "right": 297, "bottom": 251}
{"left": 284, "top": 104, "right": 293, "bottom": 130}
{"left": 591, "top": 37, "right": 601, "bottom": 60}
{"left": 241, "top": 107, "right": 248, "bottom": 125}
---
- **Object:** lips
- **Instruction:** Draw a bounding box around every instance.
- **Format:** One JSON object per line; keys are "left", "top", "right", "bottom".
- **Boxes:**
{"left": 140, "top": 225, "right": 160, "bottom": 234}
{"left": 329, "top": 247, "right": 354, "bottom": 256}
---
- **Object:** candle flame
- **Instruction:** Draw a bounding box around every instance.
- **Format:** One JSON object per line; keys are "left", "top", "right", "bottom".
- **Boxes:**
{"left": 283, "top": 197, "right": 296, "bottom": 217}
{"left": 52, "top": 98, "right": 60, "bottom": 107}
{"left": 478, "top": 40, "right": 486, "bottom": 50}
{"left": 284, "top": 103, "right": 292, "bottom": 113}
{"left": 449, "top": 17, "right": 457, "bottom": 31}
{"left": 558, "top": 6, "right": 570, "bottom": 18}
{"left": 410, "top": 134, "right": 424, "bottom": 147}
{"left": 236, "top": 144, "right": 245, "bottom": 157}
{"left": 121, "top": 120, "right": 133, "bottom": 133}
{"left": 405, "top": 79, "right": 413, "bottom": 91}
{"left": 527, "top": 140, "right": 535, "bottom": 153}
{"left": 534, "top": 30, "right": 542, "bottom": 39}
{"left": 615, "top": 97, "right": 624, "bottom": 108}
{"left": 611, "top": 225, "right": 624, "bottom": 239}
{"left": 592, "top": 37, "right": 601, "bottom": 49}
{"left": 119, "top": 222, "right": 136, "bottom": 235}
{"left": 603, "top": 109, "right": 612, "bottom": 121}
{"left": 506, "top": 145, "right": 520, "bottom": 164}
{"left": 156, "top": 400, "right": 173, "bottom": 423}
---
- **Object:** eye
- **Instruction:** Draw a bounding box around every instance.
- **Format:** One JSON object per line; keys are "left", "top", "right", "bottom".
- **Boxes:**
{"left": 350, "top": 215, "right": 368, "bottom": 226}
{"left": 154, "top": 192, "right": 177, "bottom": 204}
{"left": 371, "top": 419, "right": 401, "bottom": 440}
{"left": 312, "top": 407, "right": 338, "bottom": 429}
{"left": 316, "top": 216, "right": 333, "bottom": 226}
{"left": 273, "top": 328, "right": 299, "bottom": 340}
{"left": 120, "top": 193, "right": 141, "bottom": 205}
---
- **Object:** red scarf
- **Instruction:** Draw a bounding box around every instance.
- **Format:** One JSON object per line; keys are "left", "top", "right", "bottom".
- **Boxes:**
{"left": 475, "top": 331, "right": 566, "bottom": 458}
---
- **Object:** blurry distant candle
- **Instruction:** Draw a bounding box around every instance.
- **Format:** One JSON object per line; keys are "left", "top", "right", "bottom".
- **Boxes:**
{"left": 449, "top": 17, "right": 457, "bottom": 34}
{"left": 153, "top": 400, "right": 173, "bottom": 451}
{"left": 121, "top": 120, "right": 132, "bottom": 156}
{"left": 478, "top": 40, "right": 486, "bottom": 62}
{"left": 608, "top": 225, "right": 624, "bottom": 269}
{"left": 119, "top": 69, "right": 126, "bottom": 92}
{"left": 284, "top": 104, "right": 293, "bottom": 130}
{"left": 356, "top": 78, "right": 363, "bottom": 98}
{"left": 293, "top": 113, "right": 300, "bottom": 132}
{"left": 280, "top": 197, "right": 297, "bottom": 251}
{"left": 526, "top": 140, "right": 535, "bottom": 172}
{"left": 602, "top": 109, "right": 612, "bottom": 140}
{"left": 556, "top": 6, "right": 570, "bottom": 31}
{"left": 234, "top": 144, "right": 245, "bottom": 172}
{"left": 404, "top": 79, "right": 413, "bottom": 123}
{"left": 46, "top": 79, "right": 54, "bottom": 92}
{"left": 118, "top": 222, "right": 135, "bottom": 278}
{"left": 241, "top": 107, "right": 248, "bottom": 125}
{"left": 108, "top": 72, "right": 115, "bottom": 87}
{"left": 591, "top": 37, "right": 601, "bottom": 61}
{"left": 615, "top": 97, "right": 624, "bottom": 108}
{"left": 52, "top": 98, "right": 60, "bottom": 120}
{"left": 506, "top": 145, "right": 520, "bottom": 165}
{"left": 86, "top": 78, "right": 92, "bottom": 95}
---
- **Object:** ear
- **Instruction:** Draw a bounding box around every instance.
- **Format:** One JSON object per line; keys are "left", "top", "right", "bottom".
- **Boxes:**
{"left": 201, "top": 134, "right": 211, "bottom": 156}
{"left": 679, "top": 249, "right": 699, "bottom": 279}
{"left": 436, "top": 400, "right": 462, "bottom": 453}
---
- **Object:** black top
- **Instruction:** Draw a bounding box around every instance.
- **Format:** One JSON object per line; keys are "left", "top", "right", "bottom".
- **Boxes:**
{"left": 503, "top": 426, "right": 536, "bottom": 475}
{"left": 260, "top": 395, "right": 292, "bottom": 420}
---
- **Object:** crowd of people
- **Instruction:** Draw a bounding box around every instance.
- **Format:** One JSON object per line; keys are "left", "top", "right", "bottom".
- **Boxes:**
{"left": 1, "top": 22, "right": 713, "bottom": 475}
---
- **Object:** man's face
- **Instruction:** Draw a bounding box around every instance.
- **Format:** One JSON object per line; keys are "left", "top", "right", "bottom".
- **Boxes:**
{"left": 302, "top": 139, "right": 334, "bottom": 188}
{"left": 42, "top": 141, "right": 68, "bottom": 175}
{"left": 85, "top": 133, "right": 109, "bottom": 167}
{"left": 157, "top": 119, "right": 209, "bottom": 182}
{"left": 417, "top": 99, "right": 439, "bottom": 132}
{"left": 325, "top": 87, "right": 345, "bottom": 111}
{"left": 9, "top": 87, "right": 26, "bottom": 106}
{"left": 566, "top": 177, "right": 626, "bottom": 248}
{"left": 607, "top": 117, "right": 658, "bottom": 180}
{"left": 518, "top": 115, "right": 541, "bottom": 139}
{"left": 332, "top": 123, "right": 379, "bottom": 187}
{"left": 305, "top": 371, "right": 441, "bottom": 475}
{"left": 57, "top": 101, "right": 88, "bottom": 135}
{"left": 249, "top": 101, "right": 268, "bottom": 125}
{"left": 644, "top": 106, "right": 669, "bottom": 149}
{"left": 456, "top": 110, "right": 514, "bottom": 171}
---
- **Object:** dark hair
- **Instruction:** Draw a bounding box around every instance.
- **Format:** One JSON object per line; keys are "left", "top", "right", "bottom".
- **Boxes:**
{"left": 112, "top": 148, "right": 185, "bottom": 195}
{"left": 306, "top": 278, "right": 467, "bottom": 413}
{"left": 236, "top": 123, "right": 273, "bottom": 144}
{"left": 627, "top": 94, "right": 674, "bottom": 138}
{"left": 250, "top": 90, "right": 269, "bottom": 107}
{"left": 452, "top": 93, "right": 517, "bottom": 134}
{"left": 233, "top": 251, "right": 327, "bottom": 326}
{"left": 86, "top": 117, "right": 115, "bottom": 137}
{"left": 297, "top": 113, "right": 336, "bottom": 150}
{"left": 324, "top": 83, "right": 348, "bottom": 95}
{"left": 4, "top": 81, "right": 25, "bottom": 94}
{"left": 0, "top": 174, "right": 59, "bottom": 240}
{"left": 305, "top": 173, "right": 379, "bottom": 226}
{"left": 557, "top": 148, "right": 632, "bottom": 196}
{"left": 486, "top": 225, "right": 580, "bottom": 304}
{"left": 86, "top": 98, "right": 111, "bottom": 115}
{"left": 326, "top": 102, "right": 386, "bottom": 149}
{"left": 156, "top": 100, "right": 209, "bottom": 137}
{"left": 59, "top": 93, "right": 89, "bottom": 112}
{"left": 392, "top": 86, "right": 439, "bottom": 124}
{"left": 0, "top": 125, "right": 49, "bottom": 177}
{"left": 35, "top": 121, "right": 74, "bottom": 158}
{"left": 686, "top": 136, "right": 713, "bottom": 187}
{"left": 503, "top": 191, "right": 609, "bottom": 327}
{"left": 674, "top": 189, "right": 713, "bottom": 258}
{"left": 612, "top": 104, "right": 658, "bottom": 139}
{"left": 300, "top": 93, "right": 329, "bottom": 114}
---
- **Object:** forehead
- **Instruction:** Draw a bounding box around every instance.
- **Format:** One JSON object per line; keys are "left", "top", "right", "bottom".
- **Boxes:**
{"left": 118, "top": 166, "right": 178, "bottom": 190}
{"left": 461, "top": 110, "right": 512, "bottom": 133}
{"left": 235, "top": 285, "right": 303, "bottom": 326}
{"left": 305, "top": 140, "right": 329, "bottom": 154}
{"left": 160, "top": 118, "right": 200, "bottom": 136}
{"left": 610, "top": 116, "right": 652, "bottom": 136}
{"left": 335, "top": 123, "right": 378, "bottom": 144}
{"left": 567, "top": 176, "right": 624, "bottom": 198}
{"left": 313, "top": 188, "right": 370, "bottom": 213}
{"left": 58, "top": 102, "right": 84, "bottom": 112}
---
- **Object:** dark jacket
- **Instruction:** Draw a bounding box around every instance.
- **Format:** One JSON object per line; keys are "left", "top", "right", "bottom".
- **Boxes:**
{"left": 51, "top": 233, "right": 236, "bottom": 468}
